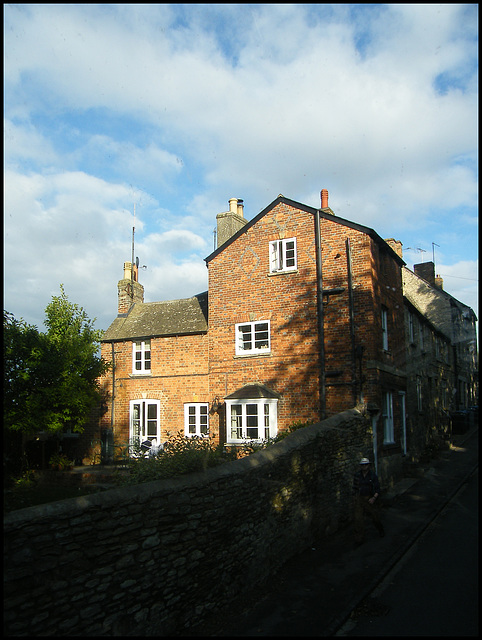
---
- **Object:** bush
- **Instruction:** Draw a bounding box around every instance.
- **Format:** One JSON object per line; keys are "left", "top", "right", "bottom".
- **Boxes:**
{"left": 49, "top": 453, "right": 74, "bottom": 470}
{"left": 116, "top": 420, "right": 314, "bottom": 485}
{"left": 117, "top": 433, "right": 237, "bottom": 485}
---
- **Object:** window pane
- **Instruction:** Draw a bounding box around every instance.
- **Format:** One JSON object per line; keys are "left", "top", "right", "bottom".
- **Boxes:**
{"left": 254, "top": 323, "right": 269, "bottom": 349}
{"left": 285, "top": 240, "right": 296, "bottom": 267}
{"left": 238, "top": 324, "right": 252, "bottom": 351}
{"left": 270, "top": 241, "right": 280, "bottom": 271}
{"left": 231, "top": 404, "right": 242, "bottom": 439}
{"left": 246, "top": 404, "right": 258, "bottom": 439}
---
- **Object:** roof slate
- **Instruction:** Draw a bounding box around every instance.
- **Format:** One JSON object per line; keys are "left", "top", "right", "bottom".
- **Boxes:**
{"left": 205, "top": 195, "right": 405, "bottom": 267}
{"left": 102, "top": 292, "right": 208, "bottom": 342}
{"left": 225, "top": 383, "right": 281, "bottom": 400}
{"left": 402, "top": 267, "right": 475, "bottom": 340}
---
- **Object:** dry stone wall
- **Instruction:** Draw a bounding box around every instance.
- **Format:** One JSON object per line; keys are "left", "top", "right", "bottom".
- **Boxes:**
{"left": 4, "top": 409, "right": 371, "bottom": 636}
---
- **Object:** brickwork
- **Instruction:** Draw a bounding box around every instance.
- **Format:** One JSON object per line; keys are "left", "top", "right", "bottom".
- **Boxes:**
{"left": 4, "top": 410, "right": 372, "bottom": 637}
{"left": 99, "top": 333, "right": 209, "bottom": 446}
{"left": 94, "top": 196, "right": 407, "bottom": 481}
{"left": 207, "top": 201, "right": 406, "bottom": 475}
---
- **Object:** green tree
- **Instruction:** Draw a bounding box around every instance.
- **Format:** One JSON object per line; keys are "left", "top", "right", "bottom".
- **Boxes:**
{"left": 4, "top": 286, "right": 109, "bottom": 436}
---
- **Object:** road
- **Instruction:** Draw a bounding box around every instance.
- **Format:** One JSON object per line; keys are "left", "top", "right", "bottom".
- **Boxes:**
{"left": 336, "top": 468, "right": 478, "bottom": 637}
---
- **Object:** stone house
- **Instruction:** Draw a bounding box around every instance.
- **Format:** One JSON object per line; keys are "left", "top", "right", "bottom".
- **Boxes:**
{"left": 96, "top": 191, "right": 409, "bottom": 484}
{"left": 400, "top": 260, "right": 478, "bottom": 456}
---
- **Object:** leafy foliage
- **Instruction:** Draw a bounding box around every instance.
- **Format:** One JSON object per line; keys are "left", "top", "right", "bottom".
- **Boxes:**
{"left": 116, "top": 420, "right": 314, "bottom": 485}
{"left": 117, "top": 432, "right": 238, "bottom": 484}
{"left": 3, "top": 285, "right": 109, "bottom": 435}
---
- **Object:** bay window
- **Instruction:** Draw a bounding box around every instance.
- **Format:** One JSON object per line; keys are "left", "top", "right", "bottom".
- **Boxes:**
{"left": 225, "top": 398, "right": 278, "bottom": 443}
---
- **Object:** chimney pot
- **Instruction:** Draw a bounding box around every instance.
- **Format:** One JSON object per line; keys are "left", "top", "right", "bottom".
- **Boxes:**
{"left": 321, "top": 189, "right": 329, "bottom": 209}
{"left": 237, "top": 199, "right": 244, "bottom": 218}
{"left": 229, "top": 198, "right": 238, "bottom": 214}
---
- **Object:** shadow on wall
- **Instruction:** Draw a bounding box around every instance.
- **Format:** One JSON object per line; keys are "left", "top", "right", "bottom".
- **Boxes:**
{"left": 4, "top": 409, "right": 372, "bottom": 637}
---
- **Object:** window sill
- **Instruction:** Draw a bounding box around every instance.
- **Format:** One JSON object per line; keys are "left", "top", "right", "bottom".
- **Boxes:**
{"left": 130, "top": 372, "right": 152, "bottom": 377}
{"left": 268, "top": 269, "right": 298, "bottom": 277}
{"left": 226, "top": 440, "right": 266, "bottom": 446}
{"left": 234, "top": 351, "right": 271, "bottom": 359}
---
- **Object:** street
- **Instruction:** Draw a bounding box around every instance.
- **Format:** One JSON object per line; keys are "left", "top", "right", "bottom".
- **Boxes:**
{"left": 337, "top": 468, "right": 478, "bottom": 637}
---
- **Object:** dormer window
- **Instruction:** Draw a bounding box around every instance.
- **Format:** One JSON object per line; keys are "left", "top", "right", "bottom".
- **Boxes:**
{"left": 132, "top": 340, "right": 151, "bottom": 374}
{"left": 269, "top": 238, "right": 297, "bottom": 273}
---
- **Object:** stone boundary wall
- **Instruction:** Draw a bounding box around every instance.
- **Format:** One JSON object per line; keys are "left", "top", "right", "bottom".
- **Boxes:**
{"left": 4, "top": 409, "right": 371, "bottom": 637}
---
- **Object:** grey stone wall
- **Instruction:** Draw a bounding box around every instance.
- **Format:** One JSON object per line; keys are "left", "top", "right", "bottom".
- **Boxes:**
{"left": 4, "top": 409, "right": 371, "bottom": 636}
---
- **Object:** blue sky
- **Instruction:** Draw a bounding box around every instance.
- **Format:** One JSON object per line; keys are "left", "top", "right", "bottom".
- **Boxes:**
{"left": 4, "top": 3, "right": 478, "bottom": 332}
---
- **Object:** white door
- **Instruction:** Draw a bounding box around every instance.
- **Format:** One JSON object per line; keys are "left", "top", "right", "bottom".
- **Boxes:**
{"left": 130, "top": 399, "right": 160, "bottom": 444}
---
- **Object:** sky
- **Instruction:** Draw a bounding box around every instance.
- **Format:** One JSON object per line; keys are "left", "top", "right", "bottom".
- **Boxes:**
{"left": 4, "top": 3, "right": 478, "bottom": 334}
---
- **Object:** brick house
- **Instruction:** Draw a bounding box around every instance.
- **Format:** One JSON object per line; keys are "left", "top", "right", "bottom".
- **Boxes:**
{"left": 97, "top": 191, "right": 408, "bottom": 483}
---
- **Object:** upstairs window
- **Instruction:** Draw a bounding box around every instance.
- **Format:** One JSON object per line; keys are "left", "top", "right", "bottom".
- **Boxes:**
{"left": 184, "top": 403, "right": 209, "bottom": 437}
{"left": 269, "top": 238, "right": 297, "bottom": 273}
{"left": 236, "top": 321, "right": 270, "bottom": 356}
{"left": 132, "top": 340, "right": 151, "bottom": 374}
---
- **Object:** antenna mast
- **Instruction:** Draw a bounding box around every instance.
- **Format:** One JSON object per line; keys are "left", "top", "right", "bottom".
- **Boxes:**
{"left": 131, "top": 203, "right": 136, "bottom": 290}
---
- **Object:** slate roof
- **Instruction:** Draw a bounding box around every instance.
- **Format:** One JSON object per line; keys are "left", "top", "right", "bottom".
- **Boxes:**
{"left": 205, "top": 195, "right": 405, "bottom": 267}
{"left": 102, "top": 292, "right": 208, "bottom": 342}
{"left": 402, "top": 267, "right": 475, "bottom": 340}
{"left": 225, "top": 383, "right": 281, "bottom": 400}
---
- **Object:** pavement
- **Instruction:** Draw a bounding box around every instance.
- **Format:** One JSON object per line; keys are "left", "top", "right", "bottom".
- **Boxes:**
{"left": 182, "top": 425, "right": 479, "bottom": 637}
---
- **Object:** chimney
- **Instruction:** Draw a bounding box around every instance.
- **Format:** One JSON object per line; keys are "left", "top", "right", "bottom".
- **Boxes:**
{"left": 320, "top": 189, "right": 335, "bottom": 214}
{"left": 435, "top": 274, "right": 444, "bottom": 290}
{"left": 216, "top": 197, "right": 248, "bottom": 248}
{"left": 414, "top": 261, "right": 436, "bottom": 287}
{"left": 321, "top": 189, "right": 329, "bottom": 209}
{"left": 118, "top": 261, "right": 144, "bottom": 314}
{"left": 385, "top": 238, "right": 403, "bottom": 259}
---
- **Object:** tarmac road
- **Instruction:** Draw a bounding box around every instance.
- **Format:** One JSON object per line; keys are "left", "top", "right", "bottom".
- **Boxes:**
{"left": 337, "top": 467, "right": 478, "bottom": 636}
{"left": 183, "top": 427, "right": 478, "bottom": 637}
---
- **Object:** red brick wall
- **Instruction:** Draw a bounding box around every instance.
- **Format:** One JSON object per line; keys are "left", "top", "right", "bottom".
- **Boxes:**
{"left": 99, "top": 333, "right": 209, "bottom": 448}
{"left": 207, "top": 202, "right": 406, "bottom": 447}
{"left": 95, "top": 200, "right": 406, "bottom": 466}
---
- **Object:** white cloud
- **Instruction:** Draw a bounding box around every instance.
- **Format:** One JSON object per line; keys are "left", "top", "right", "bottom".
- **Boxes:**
{"left": 3, "top": 3, "right": 478, "bottom": 329}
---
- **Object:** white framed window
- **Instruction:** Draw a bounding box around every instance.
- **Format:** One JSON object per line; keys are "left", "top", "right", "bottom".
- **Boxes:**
{"left": 225, "top": 399, "right": 278, "bottom": 444}
{"left": 381, "top": 307, "right": 389, "bottom": 351}
{"left": 269, "top": 238, "right": 297, "bottom": 273}
{"left": 235, "top": 321, "right": 270, "bottom": 355}
{"left": 184, "top": 403, "right": 209, "bottom": 437}
{"left": 130, "top": 399, "right": 160, "bottom": 444}
{"left": 132, "top": 340, "right": 151, "bottom": 374}
{"left": 382, "top": 391, "right": 394, "bottom": 444}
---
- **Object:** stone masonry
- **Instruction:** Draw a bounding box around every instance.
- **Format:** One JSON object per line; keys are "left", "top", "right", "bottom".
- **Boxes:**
{"left": 4, "top": 409, "right": 371, "bottom": 637}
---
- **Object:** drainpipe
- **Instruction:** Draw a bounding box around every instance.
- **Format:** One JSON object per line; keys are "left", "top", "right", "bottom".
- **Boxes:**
{"left": 111, "top": 342, "right": 115, "bottom": 432}
{"left": 315, "top": 208, "right": 326, "bottom": 420}
{"left": 346, "top": 238, "right": 357, "bottom": 405}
